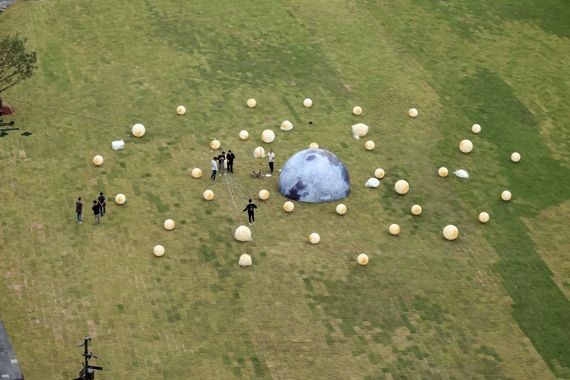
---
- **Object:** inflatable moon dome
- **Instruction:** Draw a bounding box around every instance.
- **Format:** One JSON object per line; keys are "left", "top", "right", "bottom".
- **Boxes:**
{"left": 279, "top": 149, "right": 350, "bottom": 203}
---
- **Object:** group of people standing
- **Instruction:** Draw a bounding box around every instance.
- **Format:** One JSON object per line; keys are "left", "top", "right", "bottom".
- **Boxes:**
{"left": 75, "top": 192, "right": 106, "bottom": 224}
{"left": 210, "top": 148, "right": 276, "bottom": 181}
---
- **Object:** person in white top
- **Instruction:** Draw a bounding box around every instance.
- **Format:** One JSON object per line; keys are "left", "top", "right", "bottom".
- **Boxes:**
{"left": 267, "top": 149, "right": 275, "bottom": 173}
{"left": 211, "top": 157, "right": 218, "bottom": 181}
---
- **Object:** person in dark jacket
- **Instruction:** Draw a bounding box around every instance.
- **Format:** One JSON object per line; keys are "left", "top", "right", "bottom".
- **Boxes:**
{"left": 98, "top": 192, "right": 106, "bottom": 216}
{"left": 226, "top": 150, "right": 235, "bottom": 173}
{"left": 92, "top": 200, "right": 101, "bottom": 224}
{"left": 243, "top": 199, "right": 258, "bottom": 224}
{"left": 218, "top": 152, "right": 226, "bottom": 175}
{"left": 75, "top": 197, "right": 83, "bottom": 224}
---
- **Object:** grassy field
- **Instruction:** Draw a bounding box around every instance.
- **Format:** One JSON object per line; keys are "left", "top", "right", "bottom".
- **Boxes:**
{"left": 1, "top": 0, "right": 570, "bottom": 378}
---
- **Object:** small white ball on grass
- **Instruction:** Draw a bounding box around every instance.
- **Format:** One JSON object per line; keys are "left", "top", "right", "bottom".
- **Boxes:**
{"left": 261, "top": 129, "right": 275, "bottom": 143}
{"left": 443, "top": 225, "right": 459, "bottom": 241}
{"left": 438, "top": 167, "right": 448, "bottom": 177}
{"left": 374, "top": 168, "right": 385, "bottom": 179}
{"left": 501, "top": 190, "right": 512, "bottom": 201}
{"left": 309, "top": 142, "right": 319, "bottom": 149}
{"left": 364, "top": 140, "right": 375, "bottom": 151}
{"left": 389, "top": 224, "right": 400, "bottom": 236}
{"left": 352, "top": 106, "right": 362, "bottom": 116}
{"left": 253, "top": 146, "right": 265, "bottom": 158}
{"left": 352, "top": 123, "right": 369, "bottom": 138}
{"left": 303, "top": 98, "right": 313, "bottom": 108}
{"left": 234, "top": 226, "right": 252, "bottom": 242}
{"left": 191, "top": 168, "right": 202, "bottom": 178}
{"left": 153, "top": 245, "right": 165, "bottom": 257}
{"left": 176, "top": 105, "right": 186, "bottom": 115}
{"left": 247, "top": 98, "right": 256, "bottom": 108}
{"left": 309, "top": 233, "right": 320, "bottom": 245}
{"left": 411, "top": 205, "right": 422, "bottom": 216}
{"left": 210, "top": 139, "right": 221, "bottom": 150}
{"left": 259, "top": 189, "right": 270, "bottom": 200}
{"left": 472, "top": 124, "right": 481, "bottom": 134}
{"left": 395, "top": 180, "right": 409, "bottom": 195}
{"left": 511, "top": 152, "right": 521, "bottom": 163}
{"left": 283, "top": 201, "right": 295, "bottom": 213}
{"left": 357, "top": 254, "right": 369, "bottom": 266}
{"left": 280, "top": 120, "right": 293, "bottom": 131}
{"left": 115, "top": 194, "right": 126, "bottom": 205}
{"left": 459, "top": 139, "right": 473, "bottom": 153}
{"left": 239, "top": 253, "right": 252, "bottom": 266}
{"left": 479, "top": 212, "right": 490, "bottom": 223}
{"left": 203, "top": 189, "right": 214, "bottom": 201}
{"left": 164, "top": 219, "right": 175, "bottom": 231}
{"left": 409, "top": 108, "right": 419, "bottom": 118}
{"left": 93, "top": 155, "right": 104, "bottom": 166}
{"left": 239, "top": 130, "right": 249, "bottom": 140}
{"left": 132, "top": 123, "right": 145, "bottom": 137}
{"left": 336, "top": 204, "right": 347, "bottom": 215}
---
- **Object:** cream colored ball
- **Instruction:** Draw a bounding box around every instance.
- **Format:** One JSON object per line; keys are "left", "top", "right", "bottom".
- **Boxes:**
{"left": 239, "top": 253, "right": 252, "bottom": 266}
{"left": 309, "top": 142, "right": 319, "bottom": 149}
{"left": 309, "top": 233, "right": 321, "bottom": 244}
{"left": 283, "top": 201, "right": 295, "bottom": 213}
{"left": 472, "top": 124, "right": 481, "bottom": 134}
{"left": 438, "top": 167, "right": 449, "bottom": 177}
{"left": 443, "top": 225, "right": 459, "bottom": 241}
{"left": 411, "top": 204, "right": 422, "bottom": 216}
{"left": 364, "top": 140, "right": 375, "bottom": 151}
{"left": 234, "top": 226, "right": 252, "bottom": 242}
{"left": 409, "top": 108, "right": 419, "bottom": 118}
{"left": 203, "top": 189, "right": 215, "bottom": 201}
{"left": 501, "top": 190, "right": 512, "bottom": 201}
{"left": 164, "top": 219, "right": 175, "bottom": 231}
{"left": 357, "top": 254, "right": 369, "bottom": 266}
{"left": 115, "top": 194, "right": 126, "bottom": 205}
{"left": 511, "top": 152, "right": 521, "bottom": 163}
{"left": 176, "top": 105, "right": 186, "bottom": 115}
{"left": 253, "top": 146, "right": 265, "bottom": 158}
{"left": 191, "top": 168, "right": 203, "bottom": 178}
{"left": 132, "top": 123, "right": 145, "bottom": 137}
{"left": 479, "top": 212, "right": 490, "bottom": 223}
{"left": 374, "top": 168, "right": 385, "bottom": 179}
{"left": 352, "top": 106, "right": 362, "bottom": 116}
{"left": 303, "top": 98, "right": 313, "bottom": 107}
{"left": 395, "top": 179, "right": 410, "bottom": 195}
{"left": 336, "top": 204, "right": 347, "bottom": 215}
{"left": 280, "top": 120, "right": 293, "bottom": 131}
{"left": 247, "top": 98, "right": 256, "bottom": 108}
{"left": 93, "top": 155, "right": 104, "bottom": 166}
{"left": 389, "top": 224, "right": 401, "bottom": 236}
{"left": 459, "top": 139, "right": 473, "bottom": 153}
{"left": 261, "top": 129, "right": 275, "bottom": 143}
{"left": 210, "top": 139, "right": 221, "bottom": 150}
{"left": 239, "top": 130, "right": 249, "bottom": 140}
{"left": 153, "top": 245, "right": 165, "bottom": 257}
{"left": 259, "top": 189, "right": 270, "bottom": 200}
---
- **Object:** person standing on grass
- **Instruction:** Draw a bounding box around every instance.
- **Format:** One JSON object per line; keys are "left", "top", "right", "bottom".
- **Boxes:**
{"left": 92, "top": 200, "right": 101, "bottom": 225}
{"left": 218, "top": 152, "right": 226, "bottom": 175}
{"left": 211, "top": 156, "right": 218, "bottom": 181}
{"left": 75, "top": 197, "right": 83, "bottom": 224}
{"left": 98, "top": 192, "right": 106, "bottom": 216}
{"left": 243, "top": 199, "right": 258, "bottom": 225}
{"left": 267, "top": 149, "right": 275, "bottom": 173}
{"left": 226, "top": 150, "right": 235, "bottom": 173}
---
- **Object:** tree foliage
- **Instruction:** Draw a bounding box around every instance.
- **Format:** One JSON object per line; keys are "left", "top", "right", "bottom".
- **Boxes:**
{"left": 0, "top": 33, "right": 37, "bottom": 94}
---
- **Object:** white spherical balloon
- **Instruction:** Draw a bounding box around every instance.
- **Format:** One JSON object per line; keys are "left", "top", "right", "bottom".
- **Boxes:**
{"left": 352, "top": 106, "right": 362, "bottom": 116}
{"left": 247, "top": 98, "right": 256, "bottom": 108}
{"left": 364, "top": 140, "right": 375, "bottom": 151}
{"left": 374, "top": 168, "right": 385, "bottom": 179}
{"left": 115, "top": 194, "right": 126, "bottom": 205}
{"left": 280, "top": 120, "right": 293, "bottom": 131}
{"left": 309, "top": 233, "right": 320, "bottom": 244}
{"left": 438, "top": 167, "right": 449, "bottom": 177}
{"left": 153, "top": 245, "right": 165, "bottom": 257}
{"left": 283, "top": 201, "right": 295, "bottom": 213}
{"left": 303, "top": 98, "right": 313, "bottom": 107}
{"left": 203, "top": 189, "right": 214, "bottom": 201}
{"left": 471, "top": 124, "right": 481, "bottom": 134}
{"left": 336, "top": 204, "right": 347, "bottom": 215}
{"left": 261, "top": 129, "right": 275, "bottom": 143}
{"left": 164, "top": 219, "right": 175, "bottom": 231}
{"left": 459, "top": 139, "right": 473, "bottom": 153}
{"left": 191, "top": 168, "right": 203, "bottom": 178}
{"left": 395, "top": 180, "right": 409, "bottom": 195}
{"left": 443, "top": 225, "right": 459, "bottom": 241}
{"left": 309, "top": 142, "right": 319, "bottom": 149}
{"left": 234, "top": 226, "right": 252, "bottom": 242}
{"left": 511, "top": 152, "right": 521, "bottom": 163}
{"left": 239, "top": 253, "right": 252, "bottom": 266}
{"left": 389, "top": 224, "right": 400, "bottom": 236}
{"left": 408, "top": 108, "right": 418, "bottom": 118}
{"left": 479, "top": 212, "right": 490, "bottom": 223}
{"left": 210, "top": 139, "right": 221, "bottom": 150}
{"left": 352, "top": 123, "right": 369, "bottom": 138}
{"left": 501, "top": 190, "right": 512, "bottom": 201}
{"left": 239, "top": 130, "right": 249, "bottom": 140}
{"left": 357, "top": 253, "right": 369, "bottom": 266}
{"left": 253, "top": 146, "right": 265, "bottom": 158}
{"left": 176, "top": 105, "right": 186, "bottom": 115}
{"left": 258, "top": 189, "right": 270, "bottom": 200}
{"left": 411, "top": 205, "right": 422, "bottom": 216}
{"left": 93, "top": 155, "right": 104, "bottom": 166}
{"left": 132, "top": 123, "right": 145, "bottom": 137}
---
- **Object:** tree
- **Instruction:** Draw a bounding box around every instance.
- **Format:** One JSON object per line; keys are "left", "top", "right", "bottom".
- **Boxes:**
{"left": 0, "top": 33, "right": 37, "bottom": 111}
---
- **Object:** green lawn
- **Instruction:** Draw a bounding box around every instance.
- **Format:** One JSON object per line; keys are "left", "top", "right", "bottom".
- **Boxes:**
{"left": 1, "top": 0, "right": 570, "bottom": 378}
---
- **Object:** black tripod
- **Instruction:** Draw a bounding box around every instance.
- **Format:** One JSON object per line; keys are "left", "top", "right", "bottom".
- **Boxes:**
{"left": 73, "top": 337, "right": 103, "bottom": 380}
